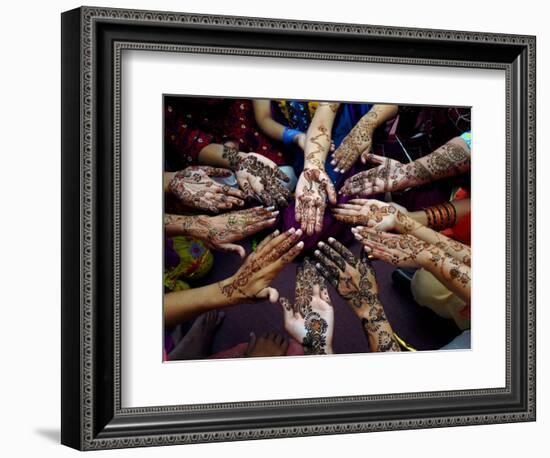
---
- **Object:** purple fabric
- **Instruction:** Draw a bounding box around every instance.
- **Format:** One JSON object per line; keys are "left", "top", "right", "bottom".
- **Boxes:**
{"left": 164, "top": 237, "right": 180, "bottom": 269}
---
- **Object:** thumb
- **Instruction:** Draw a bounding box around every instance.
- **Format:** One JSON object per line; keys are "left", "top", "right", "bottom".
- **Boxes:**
{"left": 279, "top": 297, "right": 296, "bottom": 319}
{"left": 360, "top": 145, "right": 373, "bottom": 164}
{"left": 217, "top": 243, "right": 246, "bottom": 259}
{"left": 206, "top": 167, "right": 232, "bottom": 177}
{"left": 256, "top": 287, "right": 280, "bottom": 303}
{"left": 363, "top": 153, "right": 386, "bottom": 165}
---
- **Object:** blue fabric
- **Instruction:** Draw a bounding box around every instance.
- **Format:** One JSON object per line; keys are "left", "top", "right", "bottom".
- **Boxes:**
{"left": 282, "top": 127, "right": 303, "bottom": 146}
{"left": 460, "top": 131, "right": 472, "bottom": 150}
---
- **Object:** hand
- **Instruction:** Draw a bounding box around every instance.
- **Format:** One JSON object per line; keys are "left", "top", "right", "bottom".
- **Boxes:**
{"left": 330, "top": 112, "right": 377, "bottom": 173}
{"left": 218, "top": 228, "right": 304, "bottom": 304}
{"left": 182, "top": 206, "right": 279, "bottom": 258}
{"left": 295, "top": 168, "right": 337, "bottom": 235}
{"left": 313, "top": 238, "right": 380, "bottom": 313}
{"left": 279, "top": 258, "right": 334, "bottom": 355}
{"left": 222, "top": 143, "right": 290, "bottom": 207}
{"left": 168, "top": 166, "right": 245, "bottom": 213}
{"left": 352, "top": 228, "right": 431, "bottom": 268}
{"left": 340, "top": 155, "right": 410, "bottom": 197}
{"left": 331, "top": 199, "right": 414, "bottom": 232}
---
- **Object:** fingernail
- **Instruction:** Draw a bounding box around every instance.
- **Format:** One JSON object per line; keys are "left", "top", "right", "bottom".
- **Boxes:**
{"left": 297, "top": 241, "right": 304, "bottom": 248}
{"left": 316, "top": 263, "right": 322, "bottom": 269}
{"left": 351, "top": 227, "right": 357, "bottom": 232}
{"left": 328, "top": 237, "right": 335, "bottom": 243}
{"left": 314, "top": 250, "right": 320, "bottom": 255}
{"left": 295, "top": 229, "right": 303, "bottom": 236}
{"left": 317, "top": 241, "right": 324, "bottom": 247}
{"left": 330, "top": 160, "right": 336, "bottom": 165}
{"left": 273, "top": 230, "right": 280, "bottom": 236}
{"left": 288, "top": 227, "right": 295, "bottom": 233}
{"left": 268, "top": 218, "right": 276, "bottom": 223}
{"left": 266, "top": 206, "right": 275, "bottom": 211}
{"left": 334, "top": 168, "right": 340, "bottom": 172}
{"left": 357, "top": 226, "right": 364, "bottom": 230}
{"left": 272, "top": 210, "right": 280, "bottom": 216}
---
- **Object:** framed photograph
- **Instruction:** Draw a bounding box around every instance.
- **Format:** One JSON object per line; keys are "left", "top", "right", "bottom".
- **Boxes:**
{"left": 61, "top": 6, "right": 536, "bottom": 450}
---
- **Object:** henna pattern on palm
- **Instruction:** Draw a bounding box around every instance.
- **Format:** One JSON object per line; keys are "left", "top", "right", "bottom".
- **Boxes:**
{"left": 295, "top": 168, "right": 336, "bottom": 235}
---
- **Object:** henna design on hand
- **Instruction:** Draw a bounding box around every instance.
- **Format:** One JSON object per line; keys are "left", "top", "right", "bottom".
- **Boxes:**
{"left": 305, "top": 125, "right": 331, "bottom": 169}
{"left": 295, "top": 168, "right": 336, "bottom": 235}
{"left": 332, "top": 110, "right": 378, "bottom": 173}
{"left": 217, "top": 229, "right": 304, "bottom": 303}
{"left": 168, "top": 166, "right": 245, "bottom": 212}
{"left": 313, "top": 237, "right": 400, "bottom": 352}
{"left": 302, "top": 311, "right": 329, "bottom": 355}
{"left": 222, "top": 144, "right": 290, "bottom": 207}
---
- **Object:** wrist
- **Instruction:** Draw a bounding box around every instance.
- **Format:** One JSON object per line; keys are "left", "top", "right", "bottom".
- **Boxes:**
{"left": 217, "top": 275, "right": 245, "bottom": 306}
{"left": 303, "top": 158, "right": 325, "bottom": 170}
{"left": 395, "top": 212, "right": 421, "bottom": 234}
{"left": 221, "top": 143, "right": 243, "bottom": 171}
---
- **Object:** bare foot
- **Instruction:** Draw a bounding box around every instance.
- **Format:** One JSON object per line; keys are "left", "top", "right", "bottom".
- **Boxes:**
{"left": 168, "top": 310, "right": 225, "bottom": 360}
{"left": 245, "top": 332, "right": 289, "bottom": 357}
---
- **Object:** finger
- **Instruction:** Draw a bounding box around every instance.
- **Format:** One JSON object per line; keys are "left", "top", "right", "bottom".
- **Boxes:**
{"left": 221, "top": 185, "right": 246, "bottom": 199}
{"left": 217, "top": 242, "right": 246, "bottom": 258}
{"left": 360, "top": 145, "right": 372, "bottom": 164}
{"left": 273, "top": 192, "right": 289, "bottom": 208}
{"left": 332, "top": 213, "right": 358, "bottom": 225}
{"left": 324, "top": 179, "right": 337, "bottom": 205}
{"left": 272, "top": 241, "right": 304, "bottom": 270}
{"left": 255, "top": 229, "right": 280, "bottom": 252}
{"left": 305, "top": 202, "right": 315, "bottom": 236}
{"left": 203, "top": 166, "right": 233, "bottom": 177}
{"left": 314, "top": 261, "right": 339, "bottom": 289}
{"left": 348, "top": 199, "right": 370, "bottom": 205}
{"left": 327, "top": 237, "right": 356, "bottom": 264}
{"left": 267, "top": 229, "right": 303, "bottom": 262}
{"left": 225, "top": 196, "right": 245, "bottom": 207}
{"left": 295, "top": 200, "right": 303, "bottom": 224}
{"left": 317, "top": 241, "right": 346, "bottom": 270}
{"left": 255, "top": 286, "right": 280, "bottom": 303}
{"left": 260, "top": 227, "right": 297, "bottom": 256}
{"left": 314, "top": 204, "right": 325, "bottom": 234}
{"left": 238, "top": 179, "right": 255, "bottom": 200}
{"left": 331, "top": 206, "right": 359, "bottom": 215}
{"left": 275, "top": 168, "right": 290, "bottom": 183}
{"left": 243, "top": 217, "right": 277, "bottom": 236}
{"left": 260, "top": 191, "right": 274, "bottom": 207}
{"left": 363, "top": 153, "right": 386, "bottom": 165}
{"left": 313, "top": 247, "right": 343, "bottom": 274}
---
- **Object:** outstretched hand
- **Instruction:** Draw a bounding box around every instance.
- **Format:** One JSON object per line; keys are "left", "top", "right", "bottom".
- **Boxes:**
{"left": 295, "top": 168, "right": 337, "bottom": 235}
{"left": 340, "top": 155, "right": 409, "bottom": 197}
{"left": 222, "top": 143, "right": 290, "bottom": 207}
{"left": 331, "top": 199, "right": 412, "bottom": 232}
{"left": 168, "top": 166, "right": 246, "bottom": 213}
{"left": 279, "top": 258, "right": 334, "bottom": 355}
{"left": 166, "top": 206, "right": 279, "bottom": 258}
{"left": 218, "top": 228, "right": 304, "bottom": 305}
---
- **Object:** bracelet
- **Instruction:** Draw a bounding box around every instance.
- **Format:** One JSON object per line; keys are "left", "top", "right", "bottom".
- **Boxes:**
{"left": 282, "top": 127, "right": 303, "bottom": 146}
{"left": 423, "top": 202, "right": 457, "bottom": 231}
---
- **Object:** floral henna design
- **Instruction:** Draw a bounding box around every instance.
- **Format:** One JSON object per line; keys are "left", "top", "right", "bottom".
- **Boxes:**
{"left": 332, "top": 110, "right": 378, "bottom": 172}
{"left": 296, "top": 168, "right": 336, "bottom": 235}
{"left": 302, "top": 311, "right": 329, "bottom": 355}
{"left": 294, "top": 258, "right": 328, "bottom": 317}
{"left": 168, "top": 166, "right": 244, "bottom": 212}
{"left": 305, "top": 126, "right": 331, "bottom": 169}
{"left": 222, "top": 143, "right": 290, "bottom": 207}
{"left": 313, "top": 238, "right": 399, "bottom": 352}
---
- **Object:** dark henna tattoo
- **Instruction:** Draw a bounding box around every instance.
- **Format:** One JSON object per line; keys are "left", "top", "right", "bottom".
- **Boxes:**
{"left": 302, "top": 311, "right": 328, "bottom": 355}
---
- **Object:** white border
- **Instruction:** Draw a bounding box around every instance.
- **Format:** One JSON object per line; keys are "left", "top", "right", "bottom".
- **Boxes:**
{"left": 121, "top": 51, "right": 506, "bottom": 407}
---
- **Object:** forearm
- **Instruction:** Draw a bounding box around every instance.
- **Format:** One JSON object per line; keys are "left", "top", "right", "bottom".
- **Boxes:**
{"left": 355, "top": 301, "right": 400, "bottom": 352}
{"left": 303, "top": 103, "right": 338, "bottom": 168}
{"left": 402, "top": 137, "right": 471, "bottom": 188}
{"left": 164, "top": 172, "right": 177, "bottom": 193}
{"left": 419, "top": 248, "right": 471, "bottom": 303}
{"left": 408, "top": 198, "right": 470, "bottom": 230}
{"left": 164, "top": 281, "right": 232, "bottom": 327}
{"left": 368, "top": 104, "right": 398, "bottom": 128}
{"left": 197, "top": 143, "right": 234, "bottom": 168}
{"left": 397, "top": 214, "right": 471, "bottom": 266}
{"left": 164, "top": 214, "right": 202, "bottom": 238}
